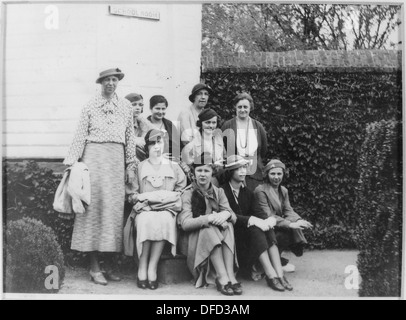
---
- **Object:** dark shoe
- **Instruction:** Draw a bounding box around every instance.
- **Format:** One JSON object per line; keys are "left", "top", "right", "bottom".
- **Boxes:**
{"left": 137, "top": 277, "right": 148, "bottom": 289}
{"left": 290, "top": 244, "right": 304, "bottom": 257}
{"left": 89, "top": 271, "right": 108, "bottom": 286}
{"left": 148, "top": 280, "right": 159, "bottom": 290}
{"left": 104, "top": 271, "right": 122, "bottom": 282}
{"left": 229, "top": 282, "right": 243, "bottom": 295}
{"left": 215, "top": 278, "right": 234, "bottom": 296}
{"left": 278, "top": 276, "right": 293, "bottom": 291}
{"left": 281, "top": 257, "right": 289, "bottom": 267}
{"left": 265, "top": 276, "right": 285, "bottom": 292}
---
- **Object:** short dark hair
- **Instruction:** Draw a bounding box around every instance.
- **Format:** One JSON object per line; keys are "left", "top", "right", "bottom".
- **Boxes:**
{"left": 150, "top": 95, "right": 168, "bottom": 109}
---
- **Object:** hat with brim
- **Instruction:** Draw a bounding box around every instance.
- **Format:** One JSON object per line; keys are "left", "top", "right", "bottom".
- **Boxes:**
{"left": 189, "top": 83, "right": 213, "bottom": 102}
{"left": 224, "top": 155, "right": 249, "bottom": 171}
{"left": 144, "top": 129, "right": 164, "bottom": 144}
{"left": 96, "top": 68, "right": 125, "bottom": 84}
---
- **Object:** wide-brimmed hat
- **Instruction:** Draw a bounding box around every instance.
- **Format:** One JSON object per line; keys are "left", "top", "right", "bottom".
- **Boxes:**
{"left": 263, "top": 159, "right": 286, "bottom": 177}
{"left": 189, "top": 83, "right": 213, "bottom": 102}
{"left": 224, "top": 155, "right": 249, "bottom": 171}
{"left": 96, "top": 68, "right": 125, "bottom": 84}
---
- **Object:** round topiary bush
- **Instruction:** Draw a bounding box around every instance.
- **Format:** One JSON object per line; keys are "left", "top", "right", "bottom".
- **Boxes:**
{"left": 5, "top": 217, "right": 65, "bottom": 293}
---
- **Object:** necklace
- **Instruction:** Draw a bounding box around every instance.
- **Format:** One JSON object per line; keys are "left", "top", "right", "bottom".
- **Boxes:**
{"left": 237, "top": 118, "right": 250, "bottom": 149}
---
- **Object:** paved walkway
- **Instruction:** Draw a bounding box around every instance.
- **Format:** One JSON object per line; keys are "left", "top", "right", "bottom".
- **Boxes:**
{"left": 58, "top": 250, "right": 360, "bottom": 299}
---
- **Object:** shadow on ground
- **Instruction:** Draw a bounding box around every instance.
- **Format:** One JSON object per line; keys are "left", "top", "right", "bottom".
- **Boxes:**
{"left": 57, "top": 250, "right": 359, "bottom": 299}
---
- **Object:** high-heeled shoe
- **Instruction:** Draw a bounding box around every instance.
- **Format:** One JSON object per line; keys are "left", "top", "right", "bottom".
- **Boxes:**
{"left": 278, "top": 276, "right": 293, "bottom": 291}
{"left": 229, "top": 282, "right": 243, "bottom": 295}
{"left": 137, "top": 277, "right": 148, "bottom": 289}
{"left": 148, "top": 280, "right": 159, "bottom": 290}
{"left": 265, "top": 276, "right": 285, "bottom": 292}
{"left": 89, "top": 270, "right": 108, "bottom": 286}
{"left": 104, "top": 270, "right": 122, "bottom": 282}
{"left": 215, "top": 278, "right": 234, "bottom": 296}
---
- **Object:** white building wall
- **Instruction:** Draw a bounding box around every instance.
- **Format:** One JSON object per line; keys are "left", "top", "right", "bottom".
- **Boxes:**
{"left": 2, "top": 3, "right": 202, "bottom": 159}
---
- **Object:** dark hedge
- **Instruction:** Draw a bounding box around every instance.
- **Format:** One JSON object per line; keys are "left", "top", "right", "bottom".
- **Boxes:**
{"left": 203, "top": 70, "right": 402, "bottom": 249}
{"left": 355, "top": 119, "right": 402, "bottom": 297}
{"left": 2, "top": 161, "right": 138, "bottom": 270}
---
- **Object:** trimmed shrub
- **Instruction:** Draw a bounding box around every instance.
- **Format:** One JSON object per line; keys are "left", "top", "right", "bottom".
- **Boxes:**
{"left": 202, "top": 70, "right": 401, "bottom": 248}
{"left": 2, "top": 160, "right": 87, "bottom": 266}
{"left": 2, "top": 160, "right": 137, "bottom": 271}
{"left": 5, "top": 217, "right": 65, "bottom": 293}
{"left": 355, "top": 119, "right": 402, "bottom": 297}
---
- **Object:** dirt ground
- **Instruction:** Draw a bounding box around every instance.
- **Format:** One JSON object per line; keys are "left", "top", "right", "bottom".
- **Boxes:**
{"left": 55, "top": 250, "right": 360, "bottom": 299}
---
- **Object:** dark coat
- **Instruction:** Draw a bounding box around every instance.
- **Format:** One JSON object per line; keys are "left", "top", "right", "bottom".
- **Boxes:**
{"left": 221, "top": 182, "right": 277, "bottom": 277}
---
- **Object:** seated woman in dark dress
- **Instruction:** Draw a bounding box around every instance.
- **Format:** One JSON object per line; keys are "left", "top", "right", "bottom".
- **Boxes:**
{"left": 221, "top": 155, "right": 292, "bottom": 292}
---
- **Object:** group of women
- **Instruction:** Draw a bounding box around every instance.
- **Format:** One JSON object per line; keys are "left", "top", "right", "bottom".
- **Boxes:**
{"left": 64, "top": 68, "right": 313, "bottom": 295}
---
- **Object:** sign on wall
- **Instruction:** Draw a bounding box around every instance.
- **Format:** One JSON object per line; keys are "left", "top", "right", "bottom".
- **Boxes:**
{"left": 109, "top": 5, "right": 160, "bottom": 20}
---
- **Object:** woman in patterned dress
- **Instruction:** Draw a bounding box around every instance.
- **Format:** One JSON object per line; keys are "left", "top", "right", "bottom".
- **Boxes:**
{"left": 64, "top": 68, "right": 138, "bottom": 285}
{"left": 126, "top": 129, "right": 187, "bottom": 290}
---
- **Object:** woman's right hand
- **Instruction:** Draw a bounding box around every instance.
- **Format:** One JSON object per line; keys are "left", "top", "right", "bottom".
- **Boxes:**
{"left": 208, "top": 212, "right": 229, "bottom": 226}
{"left": 289, "top": 220, "right": 312, "bottom": 230}
{"left": 250, "top": 216, "right": 271, "bottom": 232}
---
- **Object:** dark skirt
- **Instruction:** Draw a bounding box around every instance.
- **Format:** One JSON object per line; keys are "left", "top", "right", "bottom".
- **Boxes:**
{"left": 235, "top": 226, "right": 277, "bottom": 277}
{"left": 275, "top": 227, "right": 308, "bottom": 256}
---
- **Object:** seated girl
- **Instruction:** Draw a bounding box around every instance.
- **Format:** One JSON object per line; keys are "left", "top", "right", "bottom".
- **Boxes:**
{"left": 177, "top": 152, "right": 241, "bottom": 296}
{"left": 126, "top": 129, "right": 187, "bottom": 290}
{"left": 221, "top": 155, "right": 292, "bottom": 292}
{"left": 254, "top": 159, "right": 313, "bottom": 275}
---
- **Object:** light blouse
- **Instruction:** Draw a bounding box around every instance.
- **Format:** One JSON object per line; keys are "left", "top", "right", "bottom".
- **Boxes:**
{"left": 64, "top": 93, "right": 138, "bottom": 167}
{"left": 181, "top": 129, "right": 225, "bottom": 165}
{"left": 126, "top": 158, "right": 187, "bottom": 204}
{"left": 236, "top": 118, "right": 259, "bottom": 157}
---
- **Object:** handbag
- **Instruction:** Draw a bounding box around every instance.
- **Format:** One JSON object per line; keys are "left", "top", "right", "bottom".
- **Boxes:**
{"left": 53, "top": 169, "right": 73, "bottom": 214}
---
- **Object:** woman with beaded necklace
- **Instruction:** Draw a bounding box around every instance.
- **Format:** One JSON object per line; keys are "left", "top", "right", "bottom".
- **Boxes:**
{"left": 221, "top": 93, "right": 268, "bottom": 192}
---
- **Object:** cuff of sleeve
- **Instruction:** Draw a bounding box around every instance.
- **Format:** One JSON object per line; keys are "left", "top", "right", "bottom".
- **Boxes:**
{"left": 203, "top": 215, "right": 211, "bottom": 227}
{"left": 247, "top": 216, "right": 254, "bottom": 228}
{"left": 128, "top": 194, "right": 137, "bottom": 204}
